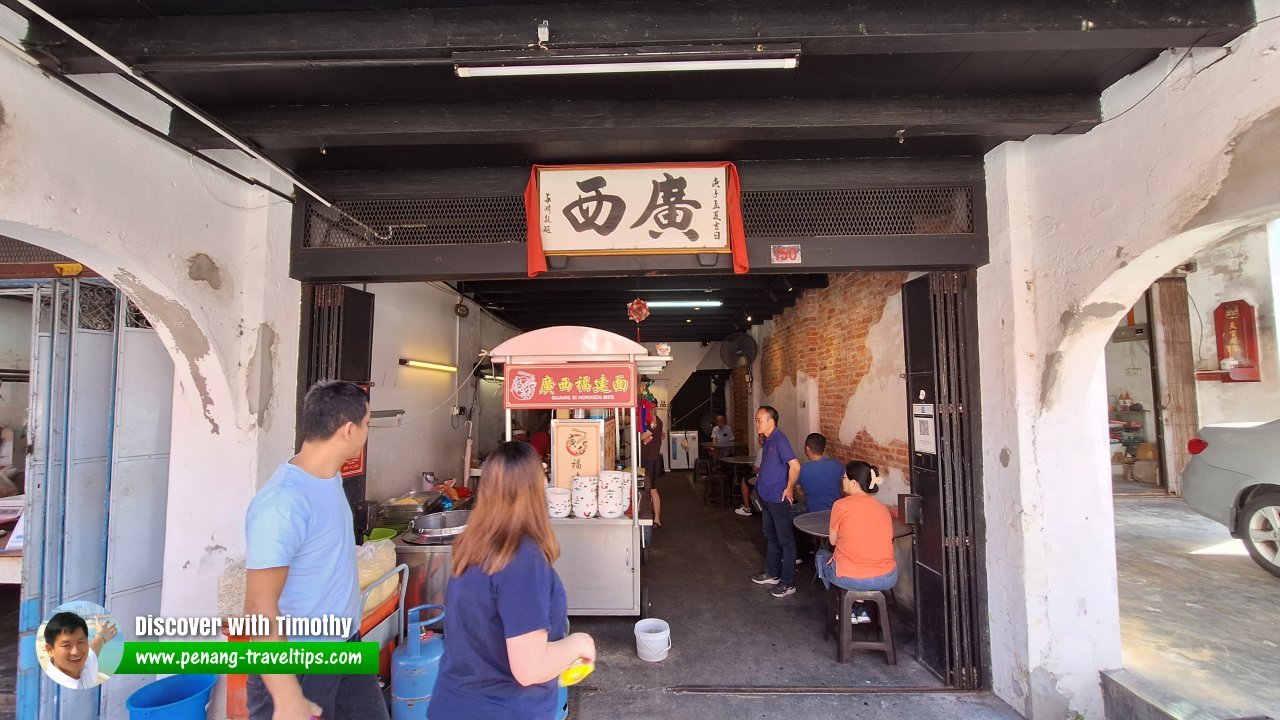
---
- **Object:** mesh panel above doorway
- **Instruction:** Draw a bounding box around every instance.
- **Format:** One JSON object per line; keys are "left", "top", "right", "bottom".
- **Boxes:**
{"left": 299, "top": 185, "right": 975, "bottom": 248}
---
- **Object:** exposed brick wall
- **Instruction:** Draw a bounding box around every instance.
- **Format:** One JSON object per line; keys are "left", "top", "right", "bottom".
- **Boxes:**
{"left": 760, "top": 272, "right": 911, "bottom": 483}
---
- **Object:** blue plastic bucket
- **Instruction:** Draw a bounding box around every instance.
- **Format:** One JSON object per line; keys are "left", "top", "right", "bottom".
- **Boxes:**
{"left": 125, "top": 675, "right": 217, "bottom": 720}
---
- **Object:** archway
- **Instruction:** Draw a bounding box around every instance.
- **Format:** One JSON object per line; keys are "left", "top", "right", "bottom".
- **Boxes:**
{"left": 0, "top": 221, "right": 239, "bottom": 720}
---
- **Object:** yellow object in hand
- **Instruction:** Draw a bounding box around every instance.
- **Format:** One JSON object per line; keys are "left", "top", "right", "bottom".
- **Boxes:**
{"left": 559, "top": 659, "right": 594, "bottom": 687}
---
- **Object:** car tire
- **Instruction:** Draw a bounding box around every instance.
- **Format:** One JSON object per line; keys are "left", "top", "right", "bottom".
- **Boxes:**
{"left": 1238, "top": 493, "right": 1280, "bottom": 579}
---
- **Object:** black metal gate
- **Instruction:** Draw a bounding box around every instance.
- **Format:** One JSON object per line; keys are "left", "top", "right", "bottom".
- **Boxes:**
{"left": 298, "top": 284, "right": 375, "bottom": 516}
{"left": 902, "top": 271, "right": 985, "bottom": 689}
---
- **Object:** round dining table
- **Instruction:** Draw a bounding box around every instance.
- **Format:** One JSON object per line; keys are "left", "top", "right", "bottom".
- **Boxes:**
{"left": 793, "top": 510, "right": 915, "bottom": 541}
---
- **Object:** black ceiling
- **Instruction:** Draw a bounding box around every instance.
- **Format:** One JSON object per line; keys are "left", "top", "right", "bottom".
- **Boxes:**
{"left": 12, "top": 1, "right": 1255, "bottom": 177}
{"left": 457, "top": 273, "right": 829, "bottom": 342}
{"left": 4, "top": 1, "right": 1256, "bottom": 339}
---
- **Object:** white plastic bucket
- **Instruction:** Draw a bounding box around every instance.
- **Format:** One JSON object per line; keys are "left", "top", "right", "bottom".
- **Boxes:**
{"left": 634, "top": 618, "right": 671, "bottom": 662}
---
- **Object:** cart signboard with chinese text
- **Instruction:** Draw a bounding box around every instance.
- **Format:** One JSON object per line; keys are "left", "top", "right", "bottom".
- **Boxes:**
{"left": 505, "top": 362, "right": 637, "bottom": 409}
{"left": 551, "top": 419, "right": 605, "bottom": 491}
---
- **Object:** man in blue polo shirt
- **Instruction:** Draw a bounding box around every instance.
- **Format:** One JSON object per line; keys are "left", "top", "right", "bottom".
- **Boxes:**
{"left": 749, "top": 405, "right": 802, "bottom": 597}
{"left": 797, "top": 432, "right": 843, "bottom": 514}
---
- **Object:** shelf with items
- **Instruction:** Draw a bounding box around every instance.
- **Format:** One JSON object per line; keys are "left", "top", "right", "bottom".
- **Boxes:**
{"left": 1108, "top": 410, "right": 1149, "bottom": 456}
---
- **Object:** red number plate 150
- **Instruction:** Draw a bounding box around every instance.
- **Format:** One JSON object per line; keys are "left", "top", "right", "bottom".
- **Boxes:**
{"left": 770, "top": 244, "right": 802, "bottom": 264}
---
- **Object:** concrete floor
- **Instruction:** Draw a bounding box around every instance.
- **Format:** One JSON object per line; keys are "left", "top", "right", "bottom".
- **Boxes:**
{"left": 0, "top": 473, "right": 1027, "bottom": 720}
{"left": 570, "top": 471, "right": 1021, "bottom": 719}
{"left": 1114, "top": 497, "right": 1280, "bottom": 718}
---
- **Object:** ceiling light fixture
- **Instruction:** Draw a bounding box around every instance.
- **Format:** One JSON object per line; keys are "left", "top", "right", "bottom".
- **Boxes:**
{"left": 399, "top": 358, "right": 458, "bottom": 373}
{"left": 648, "top": 300, "right": 723, "bottom": 308}
{"left": 454, "top": 44, "right": 800, "bottom": 78}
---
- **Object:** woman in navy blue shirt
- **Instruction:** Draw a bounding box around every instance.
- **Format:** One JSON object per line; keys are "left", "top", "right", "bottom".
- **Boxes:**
{"left": 429, "top": 441, "right": 596, "bottom": 719}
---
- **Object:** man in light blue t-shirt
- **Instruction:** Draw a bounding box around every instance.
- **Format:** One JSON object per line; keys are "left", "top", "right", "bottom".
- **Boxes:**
{"left": 244, "top": 380, "right": 387, "bottom": 720}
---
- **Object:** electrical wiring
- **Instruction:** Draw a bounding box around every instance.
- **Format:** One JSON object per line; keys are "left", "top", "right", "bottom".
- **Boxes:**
{"left": 1056, "top": 11, "right": 1280, "bottom": 135}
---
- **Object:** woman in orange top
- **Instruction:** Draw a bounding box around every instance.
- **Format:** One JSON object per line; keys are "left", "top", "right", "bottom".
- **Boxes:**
{"left": 816, "top": 460, "right": 899, "bottom": 603}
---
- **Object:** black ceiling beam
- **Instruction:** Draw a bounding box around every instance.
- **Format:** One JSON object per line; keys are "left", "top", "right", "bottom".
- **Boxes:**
{"left": 472, "top": 299, "right": 794, "bottom": 311}
{"left": 309, "top": 158, "right": 983, "bottom": 199}
{"left": 459, "top": 276, "right": 827, "bottom": 293}
{"left": 172, "top": 95, "right": 1099, "bottom": 149}
{"left": 514, "top": 322, "right": 753, "bottom": 338}
{"left": 27, "top": 1, "right": 1253, "bottom": 73}
{"left": 493, "top": 311, "right": 784, "bottom": 323}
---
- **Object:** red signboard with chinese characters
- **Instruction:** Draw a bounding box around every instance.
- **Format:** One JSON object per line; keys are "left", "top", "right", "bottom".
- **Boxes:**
{"left": 504, "top": 362, "right": 637, "bottom": 409}
{"left": 340, "top": 446, "right": 366, "bottom": 479}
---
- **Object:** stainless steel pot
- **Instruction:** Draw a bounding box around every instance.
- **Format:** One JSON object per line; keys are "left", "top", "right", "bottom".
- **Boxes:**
{"left": 409, "top": 509, "right": 472, "bottom": 538}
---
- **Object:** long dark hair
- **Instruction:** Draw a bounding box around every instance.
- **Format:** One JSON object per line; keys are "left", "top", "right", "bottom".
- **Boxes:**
{"left": 451, "top": 441, "right": 559, "bottom": 576}
{"left": 844, "top": 460, "right": 882, "bottom": 495}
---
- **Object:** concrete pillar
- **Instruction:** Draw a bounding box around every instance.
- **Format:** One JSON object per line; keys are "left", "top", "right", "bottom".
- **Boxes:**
{"left": 979, "top": 143, "right": 1123, "bottom": 719}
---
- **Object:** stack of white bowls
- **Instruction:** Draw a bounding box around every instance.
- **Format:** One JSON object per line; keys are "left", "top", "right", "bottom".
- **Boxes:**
{"left": 545, "top": 487, "right": 571, "bottom": 518}
{"left": 571, "top": 475, "right": 598, "bottom": 518}
{"left": 598, "top": 470, "right": 632, "bottom": 518}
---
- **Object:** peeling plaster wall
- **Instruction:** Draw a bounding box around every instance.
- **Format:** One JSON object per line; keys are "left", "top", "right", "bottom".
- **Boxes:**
{"left": 1185, "top": 227, "right": 1280, "bottom": 424}
{"left": 0, "top": 45, "right": 300, "bottom": 620}
{"left": 752, "top": 273, "right": 910, "bottom": 506}
{"left": 363, "top": 283, "right": 516, "bottom": 501}
{"left": 980, "top": 12, "right": 1280, "bottom": 718}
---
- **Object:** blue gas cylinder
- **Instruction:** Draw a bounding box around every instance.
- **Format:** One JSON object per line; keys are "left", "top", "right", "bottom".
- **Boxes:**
{"left": 391, "top": 604, "right": 445, "bottom": 720}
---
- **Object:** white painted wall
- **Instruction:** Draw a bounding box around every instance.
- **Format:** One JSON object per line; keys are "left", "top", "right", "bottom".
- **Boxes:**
{"left": 642, "top": 341, "right": 724, "bottom": 402}
{"left": 1103, "top": 342, "right": 1155, "bottom": 414}
{"left": 1184, "top": 227, "right": 1280, "bottom": 424}
{"left": 0, "top": 43, "right": 300, "bottom": 628}
{"left": 979, "top": 12, "right": 1280, "bottom": 717}
{"left": 0, "top": 297, "right": 31, "bottom": 431}
{"left": 363, "top": 283, "right": 515, "bottom": 501}
{"left": 749, "top": 321, "right": 817, "bottom": 462}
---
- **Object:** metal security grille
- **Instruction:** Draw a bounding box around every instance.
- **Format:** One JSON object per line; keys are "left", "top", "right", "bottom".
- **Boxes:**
{"left": 742, "top": 186, "right": 973, "bottom": 237}
{"left": 38, "top": 287, "right": 72, "bottom": 332}
{"left": 304, "top": 197, "right": 526, "bottom": 248}
{"left": 0, "top": 235, "right": 71, "bottom": 263}
{"left": 300, "top": 185, "right": 974, "bottom": 248}
{"left": 930, "top": 270, "right": 983, "bottom": 690}
{"left": 125, "top": 300, "right": 154, "bottom": 329}
{"left": 78, "top": 284, "right": 118, "bottom": 332}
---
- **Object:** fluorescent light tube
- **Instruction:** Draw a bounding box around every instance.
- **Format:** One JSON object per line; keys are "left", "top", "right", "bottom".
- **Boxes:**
{"left": 647, "top": 300, "right": 723, "bottom": 308}
{"left": 456, "top": 57, "right": 797, "bottom": 78}
{"left": 399, "top": 358, "right": 458, "bottom": 373}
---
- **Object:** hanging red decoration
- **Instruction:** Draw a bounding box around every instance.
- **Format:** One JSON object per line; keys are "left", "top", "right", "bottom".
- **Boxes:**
{"left": 627, "top": 298, "right": 650, "bottom": 342}
{"left": 627, "top": 298, "right": 650, "bottom": 323}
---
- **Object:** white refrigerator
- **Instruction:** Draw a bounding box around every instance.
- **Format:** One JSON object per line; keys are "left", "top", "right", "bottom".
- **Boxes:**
{"left": 668, "top": 430, "right": 700, "bottom": 470}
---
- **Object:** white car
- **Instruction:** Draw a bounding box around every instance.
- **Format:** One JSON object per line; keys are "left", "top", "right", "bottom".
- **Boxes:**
{"left": 1182, "top": 419, "right": 1280, "bottom": 578}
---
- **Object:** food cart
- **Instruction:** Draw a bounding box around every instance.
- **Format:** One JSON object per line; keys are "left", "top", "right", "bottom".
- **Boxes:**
{"left": 489, "top": 326, "right": 669, "bottom": 616}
